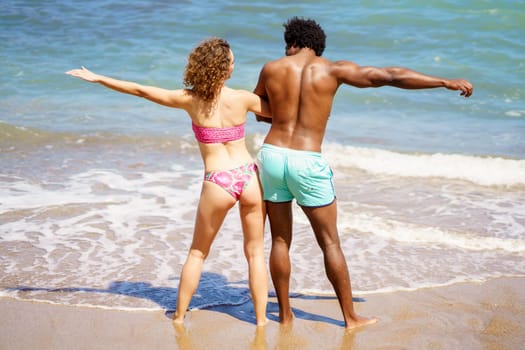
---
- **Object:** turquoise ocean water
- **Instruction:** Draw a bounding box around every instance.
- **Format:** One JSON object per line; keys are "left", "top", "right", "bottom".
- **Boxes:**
{"left": 1, "top": 1, "right": 524, "bottom": 314}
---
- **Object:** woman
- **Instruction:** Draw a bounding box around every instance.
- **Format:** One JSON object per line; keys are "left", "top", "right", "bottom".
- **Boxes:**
{"left": 66, "top": 38, "right": 270, "bottom": 326}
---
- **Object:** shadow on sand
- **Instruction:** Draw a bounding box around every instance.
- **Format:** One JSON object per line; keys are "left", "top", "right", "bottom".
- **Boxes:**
{"left": 9, "top": 271, "right": 366, "bottom": 327}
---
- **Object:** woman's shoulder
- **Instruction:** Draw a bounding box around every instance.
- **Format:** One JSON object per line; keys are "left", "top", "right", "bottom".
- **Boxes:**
{"left": 222, "top": 87, "right": 260, "bottom": 107}
{"left": 223, "top": 86, "right": 254, "bottom": 97}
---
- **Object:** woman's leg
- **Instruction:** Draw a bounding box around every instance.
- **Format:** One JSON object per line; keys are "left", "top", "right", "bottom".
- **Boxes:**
{"left": 239, "top": 176, "right": 269, "bottom": 326}
{"left": 173, "top": 182, "right": 236, "bottom": 323}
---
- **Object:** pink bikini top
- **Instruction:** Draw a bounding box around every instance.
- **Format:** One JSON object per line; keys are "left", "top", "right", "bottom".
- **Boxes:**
{"left": 192, "top": 122, "right": 245, "bottom": 144}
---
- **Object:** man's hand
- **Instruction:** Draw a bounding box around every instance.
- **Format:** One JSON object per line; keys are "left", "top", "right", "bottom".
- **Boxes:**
{"left": 445, "top": 79, "right": 473, "bottom": 97}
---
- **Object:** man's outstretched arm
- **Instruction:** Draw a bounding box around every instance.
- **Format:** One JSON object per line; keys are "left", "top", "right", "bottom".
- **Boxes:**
{"left": 335, "top": 61, "right": 473, "bottom": 97}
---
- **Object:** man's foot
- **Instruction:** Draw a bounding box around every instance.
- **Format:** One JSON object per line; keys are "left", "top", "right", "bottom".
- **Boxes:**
{"left": 345, "top": 315, "right": 378, "bottom": 330}
{"left": 279, "top": 309, "right": 295, "bottom": 325}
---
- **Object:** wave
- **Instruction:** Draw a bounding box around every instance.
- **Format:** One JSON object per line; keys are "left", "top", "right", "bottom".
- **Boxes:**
{"left": 4, "top": 122, "right": 525, "bottom": 187}
{"left": 0, "top": 121, "right": 197, "bottom": 153}
{"left": 339, "top": 211, "right": 525, "bottom": 253}
{"left": 323, "top": 143, "right": 525, "bottom": 187}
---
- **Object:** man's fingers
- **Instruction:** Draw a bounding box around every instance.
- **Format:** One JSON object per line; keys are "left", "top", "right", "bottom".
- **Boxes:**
{"left": 458, "top": 81, "right": 473, "bottom": 98}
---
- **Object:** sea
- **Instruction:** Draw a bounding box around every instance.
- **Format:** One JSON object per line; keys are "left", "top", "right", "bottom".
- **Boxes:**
{"left": 1, "top": 0, "right": 524, "bottom": 315}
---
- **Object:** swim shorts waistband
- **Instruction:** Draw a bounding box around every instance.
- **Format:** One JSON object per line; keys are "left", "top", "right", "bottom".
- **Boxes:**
{"left": 260, "top": 143, "right": 322, "bottom": 158}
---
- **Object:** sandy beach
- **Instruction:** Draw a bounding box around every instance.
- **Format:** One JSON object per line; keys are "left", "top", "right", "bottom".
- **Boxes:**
{"left": 1, "top": 277, "right": 524, "bottom": 349}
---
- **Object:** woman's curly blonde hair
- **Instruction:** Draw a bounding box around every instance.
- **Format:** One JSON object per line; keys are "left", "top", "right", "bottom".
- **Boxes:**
{"left": 184, "top": 38, "right": 232, "bottom": 102}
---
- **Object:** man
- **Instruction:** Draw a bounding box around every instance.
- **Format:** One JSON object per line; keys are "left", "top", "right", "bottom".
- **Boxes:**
{"left": 254, "top": 17, "right": 473, "bottom": 330}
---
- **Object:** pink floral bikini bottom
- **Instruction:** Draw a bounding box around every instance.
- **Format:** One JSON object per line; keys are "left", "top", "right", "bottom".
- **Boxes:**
{"left": 204, "top": 162, "right": 257, "bottom": 200}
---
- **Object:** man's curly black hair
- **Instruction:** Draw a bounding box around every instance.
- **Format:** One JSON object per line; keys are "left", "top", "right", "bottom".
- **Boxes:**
{"left": 283, "top": 17, "right": 326, "bottom": 56}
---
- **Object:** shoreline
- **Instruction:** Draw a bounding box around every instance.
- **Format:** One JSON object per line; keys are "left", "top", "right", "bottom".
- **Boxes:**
{"left": 1, "top": 277, "right": 524, "bottom": 349}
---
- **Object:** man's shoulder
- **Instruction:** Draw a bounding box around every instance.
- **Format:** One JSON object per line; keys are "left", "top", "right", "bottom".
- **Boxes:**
{"left": 261, "top": 57, "right": 292, "bottom": 75}
{"left": 263, "top": 56, "right": 288, "bottom": 67}
{"left": 331, "top": 59, "right": 359, "bottom": 68}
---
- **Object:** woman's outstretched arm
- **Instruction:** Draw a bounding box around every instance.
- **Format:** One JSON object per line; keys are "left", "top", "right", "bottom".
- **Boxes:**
{"left": 66, "top": 66, "right": 192, "bottom": 109}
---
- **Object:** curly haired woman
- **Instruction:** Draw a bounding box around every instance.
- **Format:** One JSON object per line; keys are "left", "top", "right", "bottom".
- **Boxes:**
{"left": 67, "top": 37, "right": 270, "bottom": 326}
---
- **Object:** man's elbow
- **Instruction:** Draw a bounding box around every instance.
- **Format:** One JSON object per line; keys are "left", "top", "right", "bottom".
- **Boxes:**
{"left": 255, "top": 114, "right": 272, "bottom": 123}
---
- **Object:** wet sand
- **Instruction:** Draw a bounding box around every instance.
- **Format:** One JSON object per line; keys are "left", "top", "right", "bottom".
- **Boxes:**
{"left": 1, "top": 277, "right": 524, "bottom": 349}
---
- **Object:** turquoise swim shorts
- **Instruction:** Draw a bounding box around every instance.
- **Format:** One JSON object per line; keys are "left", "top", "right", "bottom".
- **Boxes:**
{"left": 256, "top": 143, "right": 335, "bottom": 207}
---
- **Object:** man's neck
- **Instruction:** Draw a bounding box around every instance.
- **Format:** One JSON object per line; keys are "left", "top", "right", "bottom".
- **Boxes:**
{"left": 297, "top": 47, "right": 316, "bottom": 56}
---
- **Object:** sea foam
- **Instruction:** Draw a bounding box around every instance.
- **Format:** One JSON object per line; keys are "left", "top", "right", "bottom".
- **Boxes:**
{"left": 324, "top": 143, "right": 525, "bottom": 187}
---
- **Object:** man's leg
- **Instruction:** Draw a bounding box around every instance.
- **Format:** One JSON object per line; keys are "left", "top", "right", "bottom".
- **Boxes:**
{"left": 266, "top": 201, "right": 294, "bottom": 324}
{"left": 301, "top": 201, "right": 378, "bottom": 329}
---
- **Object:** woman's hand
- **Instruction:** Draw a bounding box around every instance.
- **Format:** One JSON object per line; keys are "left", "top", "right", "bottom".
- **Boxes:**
{"left": 65, "top": 66, "right": 99, "bottom": 82}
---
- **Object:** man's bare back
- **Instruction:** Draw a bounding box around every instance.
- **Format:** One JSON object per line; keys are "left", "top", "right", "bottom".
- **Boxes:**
{"left": 255, "top": 49, "right": 339, "bottom": 152}
{"left": 255, "top": 45, "right": 472, "bottom": 153}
